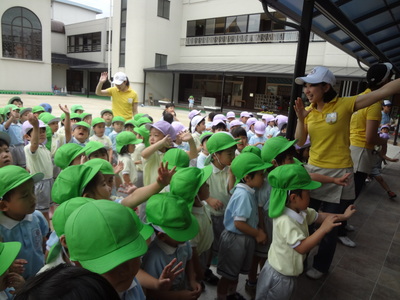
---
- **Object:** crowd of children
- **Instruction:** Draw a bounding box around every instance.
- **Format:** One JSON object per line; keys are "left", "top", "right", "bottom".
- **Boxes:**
{"left": 0, "top": 94, "right": 397, "bottom": 300}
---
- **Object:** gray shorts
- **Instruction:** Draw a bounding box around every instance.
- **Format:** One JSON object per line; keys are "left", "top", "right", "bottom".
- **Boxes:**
{"left": 10, "top": 144, "right": 26, "bottom": 168}
{"left": 350, "top": 145, "right": 374, "bottom": 174}
{"left": 211, "top": 214, "right": 224, "bottom": 254}
{"left": 35, "top": 178, "right": 54, "bottom": 212}
{"left": 255, "top": 210, "right": 273, "bottom": 258}
{"left": 370, "top": 156, "right": 383, "bottom": 177}
{"left": 217, "top": 230, "right": 256, "bottom": 281}
{"left": 255, "top": 261, "right": 296, "bottom": 300}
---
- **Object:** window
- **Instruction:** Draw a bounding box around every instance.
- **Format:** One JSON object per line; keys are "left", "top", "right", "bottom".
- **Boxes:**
{"left": 225, "top": 15, "right": 247, "bottom": 33}
{"left": 1, "top": 6, "right": 42, "bottom": 60}
{"left": 247, "top": 14, "right": 260, "bottom": 32}
{"left": 214, "top": 17, "right": 225, "bottom": 35}
{"left": 119, "top": 0, "right": 127, "bottom": 67}
{"left": 155, "top": 53, "right": 167, "bottom": 67}
{"left": 158, "top": 0, "right": 170, "bottom": 19}
{"left": 67, "top": 32, "right": 101, "bottom": 53}
{"left": 187, "top": 20, "right": 196, "bottom": 37}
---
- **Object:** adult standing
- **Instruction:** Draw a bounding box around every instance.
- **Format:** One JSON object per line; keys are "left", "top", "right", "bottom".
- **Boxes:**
{"left": 294, "top": 66, "right": 400, "bottom": 279}
{"left": 381, "top": 99, "right": 392, "bottom": 127}
{"left": 96, "top": 72, "right": 138, "bottom": 120}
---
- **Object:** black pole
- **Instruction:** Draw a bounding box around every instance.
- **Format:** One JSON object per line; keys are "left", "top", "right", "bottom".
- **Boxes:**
{"left": 220, "top": 74, "right": 225, "bottom": 113}
{"left": 171, "top": 73, "right": 175, "bottom": 104}
{"left": 286, "top": 0, "right": 315, "bottom": 140}
{"left": 86, "top": 71, "right": 90, "bottom": 98}
{"left": 393, "top": 114, "right": 400, "bottom": 146}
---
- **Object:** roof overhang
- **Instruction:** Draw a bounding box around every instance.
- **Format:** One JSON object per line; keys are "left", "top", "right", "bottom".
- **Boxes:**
{"left": 144, "top": 63, "right": 366, "bottom": 81}
{"left": 262, "top": 0, "right": 400, "bottom": 74}
{"left": 52, "top": 53, "right": 107, "bottom": 71}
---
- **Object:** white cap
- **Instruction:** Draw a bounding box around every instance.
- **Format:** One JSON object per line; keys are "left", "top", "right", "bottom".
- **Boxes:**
{"left": 383, "top": 100, "right": 392, "bottom": 106}
{"left": 226, "top": 111, "right": 235, "bottom": 118}
{"left": 295, "top": 66, "right": 336, "bottom": 86}
{"left": 254, "top": 121, "right": 266, "bottom": 135}
{"left": 240, "top": 111, "right": 251, "bottom": 118}
{"left": 112, "top": 72, "right": 127, "bottom": 85}
{"left": 262, "top": 114, "right": 275, "bottom": 122}
{"left": 188, "top": 110, "right": 201, "bottom": 120}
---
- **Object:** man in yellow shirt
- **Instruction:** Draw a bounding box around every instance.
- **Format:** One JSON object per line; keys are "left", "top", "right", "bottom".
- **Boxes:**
{"left": 96, "top": 71, "right": 138, "bottom": 120}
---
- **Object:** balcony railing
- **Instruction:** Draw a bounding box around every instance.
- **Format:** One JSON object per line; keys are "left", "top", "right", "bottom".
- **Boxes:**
{"left": 183, "top": 31, "right": 324, "bottom": 46}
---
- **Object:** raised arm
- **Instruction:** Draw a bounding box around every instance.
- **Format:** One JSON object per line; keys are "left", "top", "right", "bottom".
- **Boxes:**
{"left": 355, "top": 78, "right": 400, "bottom": 111}
{"left": 95, "top": 72, "right": 111, "bottom": 97}
{"left": 294, "top": 97, "right": 310, "bottom": 146}
{"left": 28, "top": 114, "right": 40, "bottom": 153}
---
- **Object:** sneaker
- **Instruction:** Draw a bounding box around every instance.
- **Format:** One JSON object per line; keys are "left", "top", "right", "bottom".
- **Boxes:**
{"left": 245, "top": 280, "right": 257, "bottom": 299}
{"left": 227, "top": 292, "right": 246, "bottom": 300}
{"left": 345, "top": 224, "right": 355, "bottom": 232}
{"left": 388, "top": 191, "right": 397, "bottom": 198}
{"left": 338, "top": 236, "right": 356, "bottom": 248}
{"left": 204, "top": 268, "right": 219, "bottom": 285}
{"left": 306, "top": 268, "right": 325, "bottom": 280}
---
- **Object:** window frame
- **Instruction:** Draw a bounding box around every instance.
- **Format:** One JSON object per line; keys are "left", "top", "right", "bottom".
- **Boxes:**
{"left": 157, "top": 0, "right": 170, "bottom": 20}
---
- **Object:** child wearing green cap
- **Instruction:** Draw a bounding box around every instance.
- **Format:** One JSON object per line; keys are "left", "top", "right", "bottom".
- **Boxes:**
{"left": 19, "top": 107, "right": 32, "bottom": 124}
{"left": 89, "top": 117, "right": 113, "bottom": 163}
{"left": 142, "top": 193, "right": 202, "bottom": 300}
{"left": 0, "top": 132, "right": 13, "bottom": 168}
{"left": 116, "top": 131, "right": 142, "bottom": 187}
{"left": 196, "top": 132, "right": 212, "bottom": 169}
{"left": 0, "top": 166, "right": 49, "bottom": 279}
{"left": 3, "top": 104, "right": 25, "bottom": 168}
{"left": 109, "top": 116, "right": 125, "bottom": 152}
{"left": 100, "top": 109, "right": 114, "bottom": 136}
{"left": 0, "top": 241, "right": 25, "bottom": 298}
{"left": 231, "top": 127, "right": 249, "bottom": 156}
{"left": 71, "top": 121, "right": 90, "bottom": 146}
{"left": 54, "top": 143, "right": 86, "bottom": 169}
{"left": 255, "top": 164, "right": 356, "bottom": 300}
{"left": 23, "top": 114, "right": 54, "bottom": 222}
{"left": 217, "top": 153, "right": 270, "bottom": 300}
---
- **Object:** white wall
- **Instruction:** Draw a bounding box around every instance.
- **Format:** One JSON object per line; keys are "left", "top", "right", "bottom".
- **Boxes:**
{"left": 0, "top": 0, "right": 52, "bottom": 92}
{"left": 51, "top": 32, "right": 67, "bottom": 54}
{"left": 52, "top": 64, "right": 67, "bottom": 89}
{"left": 52, "top": 1, "right": 98, "bottom": 25}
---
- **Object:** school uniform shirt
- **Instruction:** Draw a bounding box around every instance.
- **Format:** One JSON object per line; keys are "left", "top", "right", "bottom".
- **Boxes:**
{"left": 247, "top": 130, "right": 255, "bottom": 140}
{"left": 70, "top": 136, "right": 87, "bottom": 147}
{"left": 249, "top": 135, "right": 267, "bottom": 150}
{"left": 141, "top": 238, "right": 192, "bottom": 291}
{"left": 205, "top": 163, "right": 231, "bottom": 217}
{"left": 190, "top": 205, "right": 214, "bottom": 255}
{"left": 4, "top": 122, "right": 23, "bottom": 145}
{"left": 0, "top": 211, "right": 49, "bottom": 279}
{"left": 196, "top": 151, "right": 208, "bottom": 169}
{"left": 264, "top": 125, "right": 278, "bottom": 138}
{"left": 108, "top": 130, "right": 119, "bottom": 151}
{"left": 143, "top": 151, "right": 164, "bottom": 186}
{"left": 120, "top": 277, "right": 145, "bottom": 300}
{"left": 118, "top": 153, "right": 138, "bottom": 185}
{"left": 191, "top": 131, "right": 201, "bottom": 149}
{"left": 268, "top": 207, "right": 317, "bottom": 276}
{"left": 50, "top": 132, "right": 65, "bottom": 157}
{"left": 131, "top": 143, "right": 145, "bottom": 172}
{"left": 105, "top": 125, "right": 113, "bottom": 137}
{"left": 89, "top": 134, "right": 112, "bottom": 149}
{"left": 24, "top": 144, "right": 53, "bottom": 179}
{"left": 223, "top": 183, "right": 259, "bottom": 234}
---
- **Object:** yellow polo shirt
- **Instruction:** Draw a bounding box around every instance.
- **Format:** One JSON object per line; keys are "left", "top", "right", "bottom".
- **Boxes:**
{"left": 106, "top": 87, "right": 138, "bottom": 120}
{"left": 350, "top": 89, "right": 382, "bottom": 149}
{"left": 305, "top": 95, "right": 357, "bottom": 168}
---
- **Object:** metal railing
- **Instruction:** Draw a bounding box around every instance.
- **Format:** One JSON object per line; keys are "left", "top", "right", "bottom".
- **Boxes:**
{"left": 183, "top": 31, "right": 324, "bottom": 46}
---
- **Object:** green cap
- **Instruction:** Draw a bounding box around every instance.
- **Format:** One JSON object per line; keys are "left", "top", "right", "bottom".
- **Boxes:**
{"left": 261, "top": 137, "right": 297, "bottom": 163}
{"left": 100, "top": 109, "right": 113, "bottom": 116}
{"left": 84, "top": 141, "right": 106, "bottom": 157}
{"left": 72, "top": 121, "right": 90, "bottom": 131}
{"left": 60, "top": 113, "right": 66, "bottom": 121}
{"left": 133, "top": 125, "right": 150, "bottom": 147}
{"left": 162, "top": 148, "right": 190, "bottom": 170}
{"left": 53, "top": 197, "right": 94, "bottom": 237}
{"left": 8, "top": 96, "right": 22, "bottom": 105}
{"left": 39, "top": 112, "right": 60, "bottom": 124}
{"left": 169, "top": 166, "right": 212, "bottom": 208}
{"left": 0, "top": 132, "right": 11, "bottom": 145}
{"left": 46, "top": 241, "right": 62, "bottom": 264}
{"left": 241, "top": 145, "right": 262, "bottom": 158}
{"left": 268, "top": 164, "right": 321, "bottom": 218}
{"left": 116, "top": 131, "right": 142, "bottom": 153}
{"left": 0, "top": 241, "right": 22, "bottom": 276}
{"left": 112, "top": 116, "right": 125, "bottom": 124}
{"left": 133, "top": 113, "right": 146, "bottom": 121}
{"left": 71, "top": 104, "right": 84, "bottom": 113}
{"left": 65, "top": 200, "right": 148, "bottom": 274}
{"left": 134, "top": 117, "right": 152, "bottom": 128}
{"left": 91, "top": 117, "right": 105, "bottom": 127}
{"left": 32, "top": 105, "right": 45, "bottom": 113}
{"left": 51, "top": 164, "right": 102, "bottom": 204}
{"left": 80, "top": 112, "right": 92, "bottom": 120}
{"left": 70, "top": 113, "right": 82, "bottom": 121}
{"left": 54, "top": 143, "right": 86, "bottom": 169}
{"left": 19, "top": 107, "right": 32, "bottom": 116}
{"left": 4, "top": 104, "right": 19, "bottom": 113}
{"left": 231, "top": 153, "right": 272, "bottom": 185}
{"left": 85, "top": 159, "right": 114, "bottom": 175}
{"left": 200, "top": 132, "right": 213, "bottom": 144}
{"left": 124, "top": 119, "right": 136, "bottom": 127}
{"left": 146, "top": 193, "right": 199, "bottom": 242}
{"left": 0, "top": 166, "right": 44, "bottom": 198}
{"left": 206, "top": 132, "right": 239, "bottom": 155}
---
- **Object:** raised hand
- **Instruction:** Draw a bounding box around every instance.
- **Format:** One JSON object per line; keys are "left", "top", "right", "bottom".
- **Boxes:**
{"left": 157, "top": 258, "right": 184, "bottom": 290}
{"left": 156, "top": 162, "right": 176, "bottom": 186}
{"left": 99, "top": 72, "right": 109, "bottom": 83}
{"left": 58, "top": 104, "right": 70, "bottom": 116}
{"left": 294, "top": 97, "right": 311, "bottom": 122}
